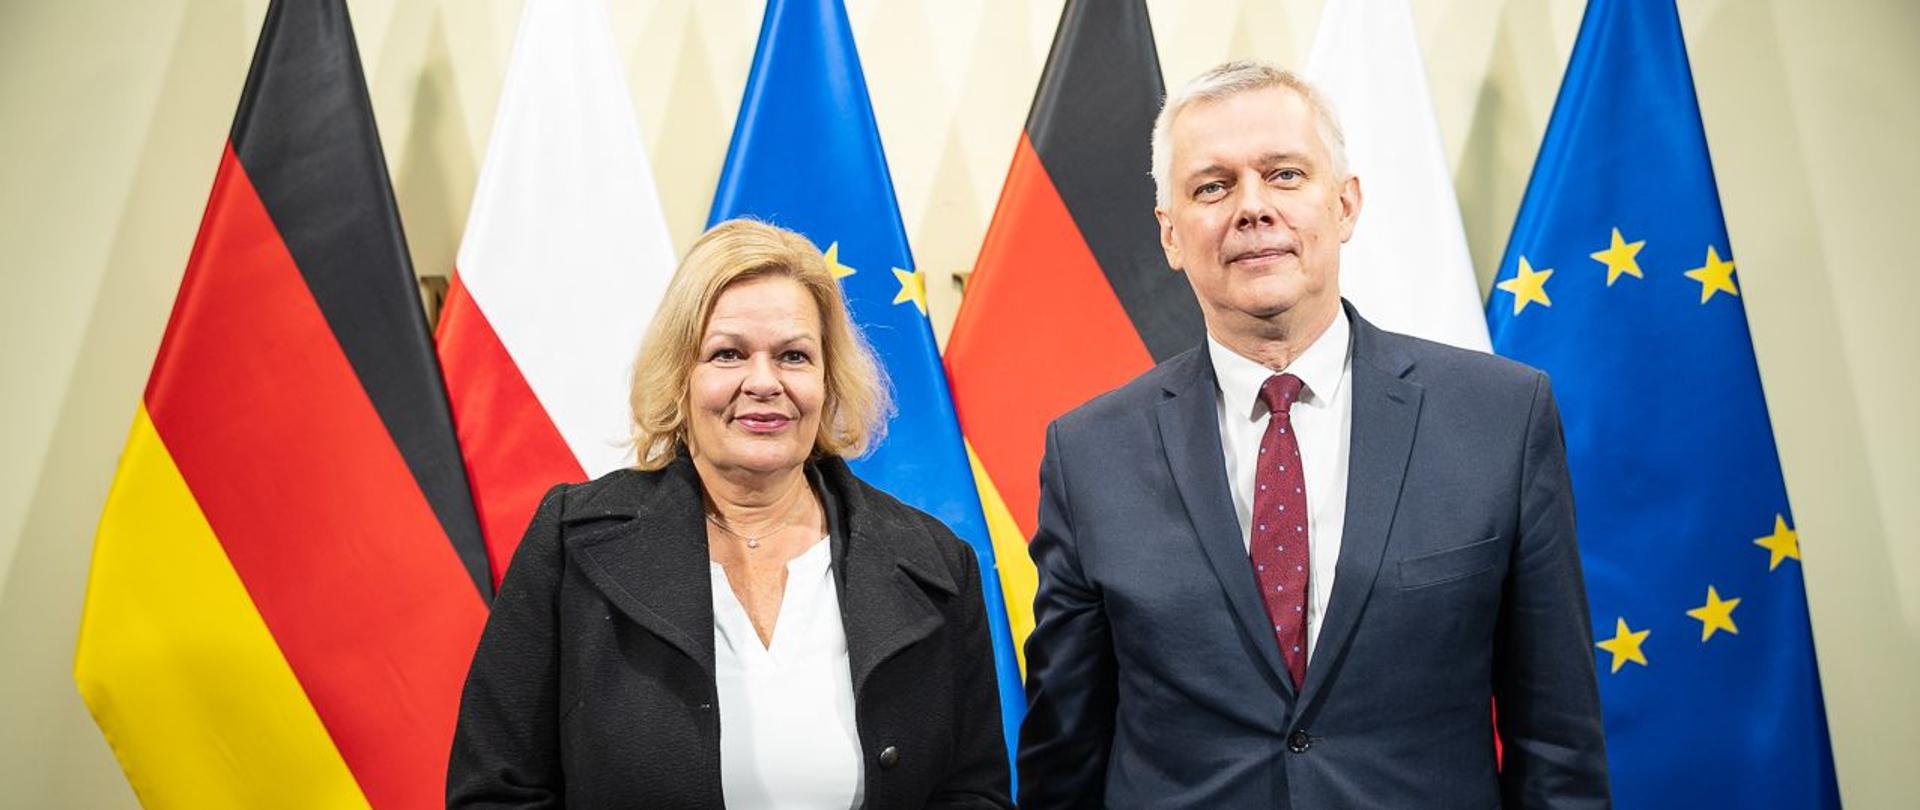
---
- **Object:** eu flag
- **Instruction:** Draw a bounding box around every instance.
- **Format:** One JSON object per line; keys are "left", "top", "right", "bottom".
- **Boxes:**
{"left": 1487, "top": 1, "right": 1839, "bottom": 806}
{"left": 708, "top": 0, "right": 1025, "bottom": 767}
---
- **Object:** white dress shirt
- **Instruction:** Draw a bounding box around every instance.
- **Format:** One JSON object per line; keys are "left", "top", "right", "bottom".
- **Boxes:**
{"left": 1209, "top": 310, "right": 1354, "bottom": 659}
{"left": 711, "top": 538, "right": 865, "bottom": 808}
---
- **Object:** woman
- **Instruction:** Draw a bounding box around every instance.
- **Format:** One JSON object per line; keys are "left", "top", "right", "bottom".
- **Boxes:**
{"left": 447, "top": 220, "right": 1012, "bottom": 808}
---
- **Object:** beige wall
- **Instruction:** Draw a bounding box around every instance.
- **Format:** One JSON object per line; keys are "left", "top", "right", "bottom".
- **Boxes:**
{"left": 2, "top": 0, "right": 1913, "bottom": 805}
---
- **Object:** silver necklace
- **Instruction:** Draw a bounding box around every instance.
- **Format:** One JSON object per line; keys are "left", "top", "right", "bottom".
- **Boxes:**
{"left": 705, "top": 494, "right": 809, "bottom": 549}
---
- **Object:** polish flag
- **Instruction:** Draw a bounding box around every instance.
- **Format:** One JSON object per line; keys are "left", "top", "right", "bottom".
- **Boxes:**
{"left": 436, "top": 0, "right": 674, "bottom": 583}
{"left": 1306, "top": 0, "right": 1490, "bottom": 351}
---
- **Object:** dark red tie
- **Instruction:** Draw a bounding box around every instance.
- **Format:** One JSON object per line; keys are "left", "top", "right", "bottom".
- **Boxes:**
{"left": 1250, "top": 373, "right": 1310, "bottom": 690}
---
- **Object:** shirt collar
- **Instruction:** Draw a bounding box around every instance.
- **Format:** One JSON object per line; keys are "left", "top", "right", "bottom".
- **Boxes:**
{"left": 1208, "top": 307, "right": 1352, "bottom": 420}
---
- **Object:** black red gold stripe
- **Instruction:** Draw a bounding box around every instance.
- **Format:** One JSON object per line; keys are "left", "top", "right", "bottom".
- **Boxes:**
{"left": 230, "top": 0, "right": 490, "bottom": 599}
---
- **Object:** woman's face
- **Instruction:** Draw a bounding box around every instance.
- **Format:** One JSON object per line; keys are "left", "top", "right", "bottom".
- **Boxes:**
{"left": 685, "top": 275, "right": 828, "bottom": 479}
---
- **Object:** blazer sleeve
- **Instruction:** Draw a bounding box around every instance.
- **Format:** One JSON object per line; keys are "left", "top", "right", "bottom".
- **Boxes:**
{"left": 447, "top": 485, "right": 569, "bottom": 808}
{"left": 928, "top": 538, "right": 1017, "bottom": 809}
{"left": 1016, "top": 422, "right": 1117, "bottom": 809}
{"left": 1494, "top": 374, "right": 1612, "bottom": 808}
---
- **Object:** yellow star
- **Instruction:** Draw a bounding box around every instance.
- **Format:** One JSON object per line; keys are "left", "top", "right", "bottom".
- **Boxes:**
{"left": 823, "top": 241, "right": 857, "bottom": 280}
{"left": 1685, "top": 586, "right": 1742, "bottom": 642}
{"left": 1754, "top": 514, "right": 1800, "bottom": 571}
{"left": 891, "top": 266, "right": 927, "bottom": 315}
{"left": 1589, "top": 227, "right": 1646, "bottom": 286}
{"left": 1495, "top": 256, "right": 1554, "bottom": 315}
{"left": 1684, "top": 245, "right": 1739, "bottom": 303}
{"left": 1595, "top": 617, "right": 1650, "bottom": 673}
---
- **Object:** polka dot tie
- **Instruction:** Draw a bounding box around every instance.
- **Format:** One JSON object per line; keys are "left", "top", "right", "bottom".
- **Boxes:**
{"left": 1250, "top": 373, "right": 1309, "bottom": 690}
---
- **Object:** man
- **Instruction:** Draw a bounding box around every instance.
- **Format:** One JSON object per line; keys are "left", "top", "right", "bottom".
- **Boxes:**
{"left": 1017, "top": 61, "right": 1610, "bottom": 807}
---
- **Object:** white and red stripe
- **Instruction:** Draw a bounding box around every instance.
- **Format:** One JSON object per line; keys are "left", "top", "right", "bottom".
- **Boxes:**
{"left": 437, "top": 0, "right": 675, "bottom": 583}
{"left": 1307, "top": 0, "right": 1491, "bottom": 351}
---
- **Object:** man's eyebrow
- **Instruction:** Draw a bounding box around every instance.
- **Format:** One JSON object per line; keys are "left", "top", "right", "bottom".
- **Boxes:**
{"left": 1186, "top": 163, "right": 1230, "bottom": 180}
{"left": 1179, "top": 152, "right": 1313, "bottom": 181}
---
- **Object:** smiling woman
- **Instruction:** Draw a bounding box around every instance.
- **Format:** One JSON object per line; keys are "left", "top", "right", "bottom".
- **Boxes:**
{"left": 446, "top": 218, "right": 1013, "bottom": 808}
{"left": 686, "top": 274, "right": 830, "bottom": 479}
{"left": 628, "top": 220, "right": 889, "bottom": 473}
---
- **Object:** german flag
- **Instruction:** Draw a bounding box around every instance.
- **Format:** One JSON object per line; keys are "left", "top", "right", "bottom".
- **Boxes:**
{"left": 74, "top": 1, "right": 490, "bottom": 806}
{"left": 946, "top": 0, "right": 1202, "bottom": 663}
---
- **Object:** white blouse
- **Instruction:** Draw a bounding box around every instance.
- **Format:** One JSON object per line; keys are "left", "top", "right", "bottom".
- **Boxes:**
{"left": 710, "top": 538, "right": 865, "bottom": 808}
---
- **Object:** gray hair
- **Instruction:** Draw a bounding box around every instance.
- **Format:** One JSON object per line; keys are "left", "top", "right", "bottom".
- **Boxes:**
{"left": 1150, "top": 60, "right": 1350, "bottom": 208}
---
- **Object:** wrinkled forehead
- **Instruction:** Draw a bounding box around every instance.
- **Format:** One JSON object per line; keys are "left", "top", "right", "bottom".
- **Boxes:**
{"left": 1169, "top": 86, "right": 1328, "bottom": 168}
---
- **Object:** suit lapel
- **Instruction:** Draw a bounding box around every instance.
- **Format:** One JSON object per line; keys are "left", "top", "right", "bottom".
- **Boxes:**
{"left": 1156, "top": 348, "right": 1294, "bottom": 694}
{"left": 569, "top": 459, "right": 717, "bottom": 677}
{"left": 1298, "top": 306, "right": 1422, "bottom": 712}
{"left": 560, "top": 457, "right": 957, "bottom": 698}
{"left": 820, "top": 459, "right": 956, "bottom": 698}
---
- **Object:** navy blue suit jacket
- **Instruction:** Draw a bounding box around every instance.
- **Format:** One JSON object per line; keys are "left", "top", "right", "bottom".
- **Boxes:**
{"left": 1017, "top": 303, "right": 1609, "bottom": 808}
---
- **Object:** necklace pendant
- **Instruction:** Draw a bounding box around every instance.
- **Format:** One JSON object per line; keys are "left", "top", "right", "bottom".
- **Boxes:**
{"left": 746, "top": 538, "right": 760, "bottom": 549}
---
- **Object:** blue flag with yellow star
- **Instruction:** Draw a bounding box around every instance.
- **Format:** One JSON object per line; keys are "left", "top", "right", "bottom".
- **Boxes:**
{"left": 1487, "top": 1, "right": 1838, "bottom": 806}
{"left": 708, "top": 0, "right": 1025, "bottom": 770}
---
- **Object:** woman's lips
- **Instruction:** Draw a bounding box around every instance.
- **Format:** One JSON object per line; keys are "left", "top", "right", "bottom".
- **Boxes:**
{"left": 735, "top": 413, "right": 792, "bottom": 433}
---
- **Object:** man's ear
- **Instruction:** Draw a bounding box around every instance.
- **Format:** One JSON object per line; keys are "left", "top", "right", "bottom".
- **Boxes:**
{"left": 1156, "top": 208, "right": 1183, "bottom": 272}
{"left": 1336, "top": 174, "right": 1363, "bottom": 244}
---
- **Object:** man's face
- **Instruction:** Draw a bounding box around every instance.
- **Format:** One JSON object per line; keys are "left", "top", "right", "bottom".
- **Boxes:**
{"left": 1156, "top": 86, "right": 1361, "bottom": 335}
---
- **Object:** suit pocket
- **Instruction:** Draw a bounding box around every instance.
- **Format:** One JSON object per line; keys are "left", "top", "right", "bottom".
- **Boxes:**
{"left": 1398, "top": 536, "right": 1505, "bottom": 590}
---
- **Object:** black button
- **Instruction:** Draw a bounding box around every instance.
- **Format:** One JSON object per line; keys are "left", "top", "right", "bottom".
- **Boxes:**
{"left": 878, "top": 746, "right": 900, "bottom": 769}
{"left": 1287, "top": 729, "right": 1311, "bottom": 753}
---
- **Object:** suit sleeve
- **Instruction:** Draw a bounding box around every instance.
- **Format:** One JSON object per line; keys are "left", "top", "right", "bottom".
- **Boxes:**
{"left": 447, "top": 485, "right": 569, "bottom": 808}
{"left": 1495, "top": 374, "right": 1612, "bottom": 808}
{"left": 928, "top": 537, "right": 1017, "bottom": 809}
{"left": 1016, "top": 422, "right": 1117, "bottom": 809}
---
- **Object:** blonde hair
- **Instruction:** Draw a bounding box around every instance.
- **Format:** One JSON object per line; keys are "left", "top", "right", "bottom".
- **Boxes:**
{"left": 1150, "top": 59, "right": 1349, "bottom": 207}
{"left": 629, "top": 219, "right": 890, "bottom": 469}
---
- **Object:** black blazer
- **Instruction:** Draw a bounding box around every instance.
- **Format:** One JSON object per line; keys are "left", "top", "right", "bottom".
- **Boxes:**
{"left": 1018, "top": 303, "right": 1608, "bottom": 808}
{"left": 448, "top": 455, "right": 1012, "bottom": 808}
